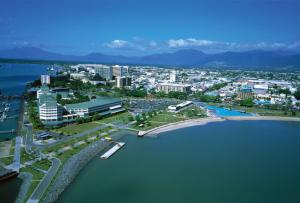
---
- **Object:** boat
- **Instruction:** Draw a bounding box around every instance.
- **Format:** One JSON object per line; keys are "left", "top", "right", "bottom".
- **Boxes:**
{"left": 0, "top": 171, "right": 19, "bottom": 183}
{"left": 239, "top": 110, "right": 246, "bottom": 113}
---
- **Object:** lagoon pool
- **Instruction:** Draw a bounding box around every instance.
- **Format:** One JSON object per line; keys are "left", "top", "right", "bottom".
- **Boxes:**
{"left": 207, "top": 106, "right": 254, "bottom": 117}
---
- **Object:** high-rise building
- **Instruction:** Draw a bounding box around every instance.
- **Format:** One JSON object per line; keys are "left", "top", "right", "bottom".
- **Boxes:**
{"left": 112, "top": 65, "right": 123, "bottom": 77}
{"left": 157, "top": 83, "right": 191, "bottom": 93}
{"left": 237, "top": 86, "right": 254, "bottom": 100}
{"left": 112, "top": 65, "right": 129, "bottom": 77}
{"left": 169, "top": 71, "right": 177, "bottom": 83}
{"left": 94, "top": 65, "right": 112, "bottom": 80}
{"left": 122, "top": 66, "right": 129, "bottom": 75}
{"left": 115, "top": 76, "right": 132, "bottom": 88}
{"left": 41, "top": 75, "right": 50, "bottom": 85}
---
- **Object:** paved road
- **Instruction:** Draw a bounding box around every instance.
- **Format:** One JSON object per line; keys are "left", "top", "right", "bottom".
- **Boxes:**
{"left": 24, "top": 124, "right": 33, "bottom": 153}
{"left": 27, "top": 157, "right": 61, "bottom": 203}
{"left": 6, "top": 136, "right": 21, "bottom": 172}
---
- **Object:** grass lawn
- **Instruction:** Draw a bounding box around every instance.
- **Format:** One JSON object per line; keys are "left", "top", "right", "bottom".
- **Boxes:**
{"left": 148, "top": 112, "right": 184, "bottom": 123}
{"left": 97, "top": 112, "right": 132, "bottom": 124}
{"left": 179, "top": 105, "right": 207, "bottom": 119}
{"left": 32, "top": 159, "right": 52, "bottom": 171}
{"left": 133, "top": 111, "right": 185, "bottom": 131}
{"left": 21, "top": 166, "right": 45, "bottom": 202}
{"left": 25, "top": 181, "right": 40, "bottom": 201}
{"left": 53, "top": 122, "right": 101, "bottom": 135}
{"left": 222, "top": 104, "right": 300, "bottom": 117}
{"left": 56, "top": 143, "right": 88, "bottom": 163}
{"left": 0, "top": 156, "right": 14, "bottom": 165}
{"left": 21, "top": 166, "right": 45, "bottom": 180}
{"left": 21, "top": 148, "right": 36, "bottom": 164}
{"left": 43, "top": 127, "right": 112, "bottom": 154}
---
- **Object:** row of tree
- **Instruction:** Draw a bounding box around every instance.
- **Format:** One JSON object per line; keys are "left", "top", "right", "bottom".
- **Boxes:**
{"left": 28, "top": 100, "right": 44, "bottom": 129}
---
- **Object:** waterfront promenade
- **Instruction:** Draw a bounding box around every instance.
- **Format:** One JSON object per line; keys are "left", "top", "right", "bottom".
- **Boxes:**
{"left": 27, "top": 157, "right": 61, "bottom": 203}
{"left": 6, "top": 136, "right": 21, "bottom": 172}
{"left": 140, "top": 115, "right": 300, "bottom": 137}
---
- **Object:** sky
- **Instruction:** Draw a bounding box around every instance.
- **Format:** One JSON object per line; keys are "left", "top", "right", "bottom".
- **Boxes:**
{"left": 1, "top": 0, "right": 300, "bottom": 56}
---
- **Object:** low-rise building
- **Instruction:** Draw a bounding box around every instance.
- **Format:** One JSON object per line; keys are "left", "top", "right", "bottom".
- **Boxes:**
{"left": 65, "top": 97, "right": 123, "bottom": 117}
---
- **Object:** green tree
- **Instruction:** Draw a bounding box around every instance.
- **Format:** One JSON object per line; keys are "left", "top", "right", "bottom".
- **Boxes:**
{"left": 294, "top": 88, "right": 300, "bottom": 100}
{"left": 240, "top": 99, "right": 254, "bottom": 107}
{"left": 128, "top": 115, "right": 134, "bottom": 122}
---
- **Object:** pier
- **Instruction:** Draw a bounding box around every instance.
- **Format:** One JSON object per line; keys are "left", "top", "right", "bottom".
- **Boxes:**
{"left": 0, "top": 95, "right": 23, "bottom": 100}
{"left": 100, "top": 142, "right": 125, "bottom": 159}
{"left": 0, "top": 129, "right": 16, "bottom": 135}
{"left": 16, "top": 95, "right": 25, "bottom": 136}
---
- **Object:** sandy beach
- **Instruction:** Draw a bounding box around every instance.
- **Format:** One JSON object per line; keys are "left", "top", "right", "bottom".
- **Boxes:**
{"left": 142, "top": 116, "right": 300, "bottom": 137}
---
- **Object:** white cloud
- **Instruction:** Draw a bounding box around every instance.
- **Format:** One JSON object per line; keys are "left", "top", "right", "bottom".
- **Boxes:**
{"left": 168, "top": 38, "right": 215, "bottom": 48}
{"left": 102, "top": 38, "right": 300, "bottom": 54}
{"left": 104, "top": 40, "right": 130, "bottom": 48}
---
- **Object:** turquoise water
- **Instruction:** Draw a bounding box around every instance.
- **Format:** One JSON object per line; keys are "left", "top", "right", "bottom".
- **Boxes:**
{"left": 0, "top": 63, "right": 47, "bottom": 139}
{"left": 207, "top": 105, "right": 254, "bottom": 117}
{"left": 58, "top": 120, "right": 300, "bottom": 203}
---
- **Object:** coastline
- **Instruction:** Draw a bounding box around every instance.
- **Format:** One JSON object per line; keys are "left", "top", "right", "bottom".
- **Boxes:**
{"left": 142, "top": 116, "right": 300, "bottom": 137}
{"left": 43, "top": 130, "right": 131, "bottom": 203}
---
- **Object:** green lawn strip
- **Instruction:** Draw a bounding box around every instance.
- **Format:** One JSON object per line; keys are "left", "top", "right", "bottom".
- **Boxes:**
{"left": 132, "top": 112, "right": 184, "bottom": 131}
{"left": 21, "top": 165, "right": 45, "bottom": 180}
{"left": 98, "top": 112, "right": 131, "bottom": 124}
{"left": 52, "top": 122, "right": 101, "bottom": 135}
{"left": 0, "top": 156, "right": 14, "bottom": 165}
{"left": 20, "top": 166, "right": 45, "bottom": 200}
{"left": 56, "top": 143, "right": 89, "bottom": 163}
{"left": 40, "top": 165, "right": 62, "bottom": 202}
{"left": 178, "top": 106, "right": 207, "bottom": 119}
{"left": 43, "top": 127, "right": 113, "bottom": 154}
{"left": 132, "top": 107, "right": 206, "bottom": 131}
{"left": 148, "top": 112, "right": 185, "bottom": 123}
{"left": 31, "top": 159, "right": 52, "bottom": 171}
{"left": 221, "top": 104, "right": 300, "bottom": 117}
{"left": 25, "top": 181, "right": 40, "bottom": 202}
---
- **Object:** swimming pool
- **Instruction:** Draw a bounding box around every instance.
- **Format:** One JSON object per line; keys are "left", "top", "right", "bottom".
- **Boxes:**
{"left": 207, "top": 106, "right": 254, "bottom": 117}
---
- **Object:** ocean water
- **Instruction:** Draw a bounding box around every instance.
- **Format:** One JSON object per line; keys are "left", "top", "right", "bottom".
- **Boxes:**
{"left": 57, "top": 120, "right": 300, "bottom": 203}
{"left": 0, "top": 63, "right": 47, "bottom": 140}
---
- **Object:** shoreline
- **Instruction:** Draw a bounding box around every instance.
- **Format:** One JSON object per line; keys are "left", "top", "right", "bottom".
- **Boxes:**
{"left": 43, "top": 130, "right": 131, "bottom": 203}
{"left": 142, "top": 115, "right": 300, "bottom": 137}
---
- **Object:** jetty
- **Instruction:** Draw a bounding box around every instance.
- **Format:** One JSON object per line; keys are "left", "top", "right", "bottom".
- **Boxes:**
{"left": 100, "top": 142, "right": 125, "bottom": 159}
{"left": 0, "top": 129, "right": 16, "bottom": 135}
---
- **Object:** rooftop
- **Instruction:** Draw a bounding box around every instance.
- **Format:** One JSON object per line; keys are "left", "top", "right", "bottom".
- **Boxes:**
{"left": 65, "top": 96, "right": 121, "bottom": 109}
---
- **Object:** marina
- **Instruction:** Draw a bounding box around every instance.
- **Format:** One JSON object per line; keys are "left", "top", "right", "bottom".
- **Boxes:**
{"left": 0, "top": 101, "right": 11, "bottom": 122}
{"left": 100, "top": 142, "right": 125, "bottom": 159}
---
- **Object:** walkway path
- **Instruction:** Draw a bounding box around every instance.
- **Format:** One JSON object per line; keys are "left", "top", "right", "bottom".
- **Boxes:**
{"left": 27, "top": 157, "right": 61, "bottom": 203}
{"left": 6, "top": 136, "right": 21, "bottom": 172}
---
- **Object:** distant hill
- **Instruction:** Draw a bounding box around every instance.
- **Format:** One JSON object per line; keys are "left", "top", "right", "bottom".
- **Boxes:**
{"left": 0, "top": 47, "right": 300, "bottom": 70}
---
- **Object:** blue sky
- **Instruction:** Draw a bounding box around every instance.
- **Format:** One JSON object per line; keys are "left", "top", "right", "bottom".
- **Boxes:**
{"left": 1, "top": 0, "right": 300, "bottom": 56}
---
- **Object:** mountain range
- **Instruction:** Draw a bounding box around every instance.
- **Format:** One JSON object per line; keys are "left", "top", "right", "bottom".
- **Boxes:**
{"left": 0, "top": 47, "right": 300, "bottom": 70}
